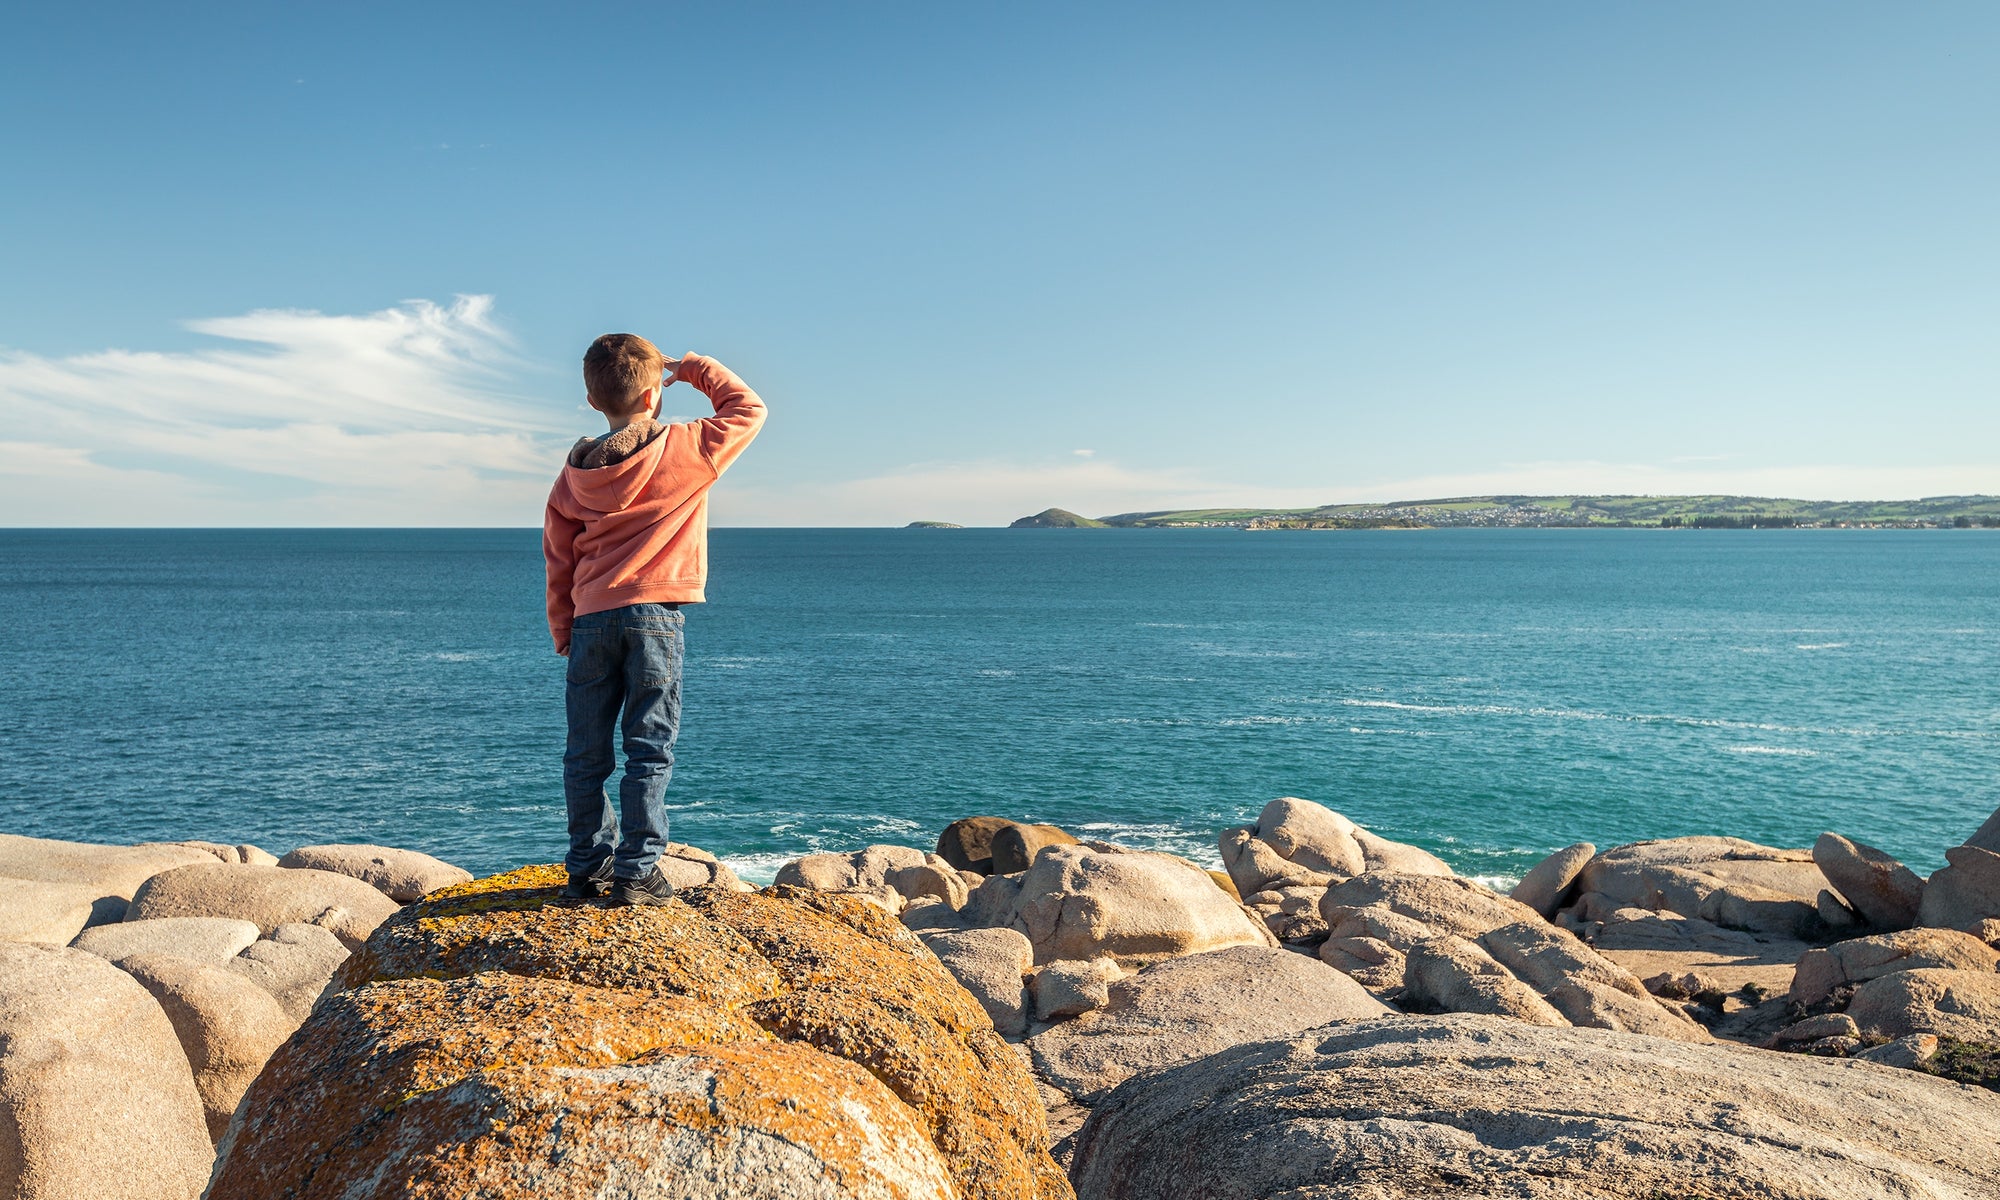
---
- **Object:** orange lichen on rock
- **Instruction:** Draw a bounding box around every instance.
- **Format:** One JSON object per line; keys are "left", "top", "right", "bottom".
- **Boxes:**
{"left": 215, "top": 868, "right": 1073, "bottom": 1200}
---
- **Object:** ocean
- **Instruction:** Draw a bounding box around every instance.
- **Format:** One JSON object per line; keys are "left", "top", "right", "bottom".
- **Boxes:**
{"left": 2, "top": 528, "right": 1995, "bottom": 887}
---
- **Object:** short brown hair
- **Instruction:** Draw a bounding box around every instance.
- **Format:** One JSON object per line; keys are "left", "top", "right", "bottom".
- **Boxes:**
{"left": 582, "top": 333, "right": 666, "bottom": 414}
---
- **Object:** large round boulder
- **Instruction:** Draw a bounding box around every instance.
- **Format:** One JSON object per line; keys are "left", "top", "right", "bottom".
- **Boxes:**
{"left": 0, "top": 878, "right": 103, "bottom": 945}
{"left": 1029, "top": 945, "right": 1388, "bottom": 1102}
{"left": 119, "top": 954, "right": 296, "bottom": 1139}
{"left": 70, "top": 916, "right": 261, "bottom": 966}
{"left": 0, "top": 943, "right": 213, "bottom": 1200}
{"left": 128, "top": 863, "right": 399, "bottom": 949}
{"left": 1070, "top": 1014, "right": 2000, "bottom": 1199}
{"left": 1007, "top": 844, "right": 1274, "bottom": 966}
{"left": 211, "top": 866, "right": 1072, "bottom": 1200}
{"left": 276, "top": 843, "right": 473, "bottom": 902}
{"left": 1847, "top": 967, "right": 2000, "bottom": 1041}
{"left": 0, "top": 835, "right": 218, "bottom": 925}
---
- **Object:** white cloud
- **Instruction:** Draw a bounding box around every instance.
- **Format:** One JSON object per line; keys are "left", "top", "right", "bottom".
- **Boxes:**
{"left": 0, "top": 296, "right": 569, "bottom": 526}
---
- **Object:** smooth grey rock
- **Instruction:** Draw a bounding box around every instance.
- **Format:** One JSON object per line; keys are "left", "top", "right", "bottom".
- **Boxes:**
{"left": 1774, "top": 1012, "right": 1861, "bottom": 1045}
{"left": 128, "top": 863, "right": 398, "bottom": 950}
{"left": 1575, "top": 837, "right": 1830, "bottom": 937}
{"left": 1007, "top": 844, "right": 1273, "bottom": 966}
{"left": 0, "top": 835, "right": 217, "bottom": 926}
{"left": 1853, "top": 1032, "right": 1939, "bottom": 1069}
{"left": 1032, "top": 957, "right": 1122, "bottom": 1022}
{"left": 919, "top": 927, "right": 1031, "bottom": 1037}
{"left": 1789, "top": 927, "right": 2000, "bottom": 1006}
{"left": 1511, "top": 842, "right": 1595, "bottom": 918}
{"left": 1404, "top": 935, "right": 1568, "bottom": 1026}
{"left": 0, "top": 878, "right": 101, "bottom": 945}
{"left": 224, "top": 923, "right": 350, "bottom": 1022}
{"left": 70, "top": 916, "right": 261, "bottom": 966}
{"left": 1918, "top": 843, "right": 2000, "bottom": 932}
{"left": 0, "top": 943, "right": 213, "bottom": 1200}
{"left": 277, "top": 843, "right": 472, "bottom": 902}
{"left": 120, "top": 954, "right": 297, "bottom": 1140}
{"left": 1028, "top": 945, "right": 1388, "bottom": 1101}
{"left": 1813, "top": 833, "right": 1923, "bottom": 930}
{"left": 1320, "top": 871, "right": 1539, "bottom": 940}
{"left": 1847, "top": 967, "right": 2000, "bottom": 1041}
{"left": 1069, "top": 1013, "right": 2000, "bottom": 1200}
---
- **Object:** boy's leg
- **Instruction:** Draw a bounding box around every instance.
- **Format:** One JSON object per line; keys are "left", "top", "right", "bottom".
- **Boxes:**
{"left": 562, "top": 615, "right": 624, "bottom": 877}
{"left": 612, "top": 605, "right": 684, "bottom": 880}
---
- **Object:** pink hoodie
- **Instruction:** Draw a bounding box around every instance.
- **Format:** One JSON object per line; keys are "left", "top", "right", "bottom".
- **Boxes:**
{"left": 543, "top": 353, "right": 765, "bottom": 654}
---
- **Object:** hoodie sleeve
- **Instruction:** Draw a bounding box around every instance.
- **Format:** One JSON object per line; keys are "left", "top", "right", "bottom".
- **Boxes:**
{"left": 543, "top": 485, "right": 584, "bottom": 654}
{"left": 675, "top": 353, "right": 766, "bottom": 476}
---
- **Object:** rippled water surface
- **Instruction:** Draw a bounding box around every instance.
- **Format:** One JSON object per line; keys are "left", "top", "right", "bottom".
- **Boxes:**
{"left": 2, "top": 528, "right": 1995, "bottom": 884}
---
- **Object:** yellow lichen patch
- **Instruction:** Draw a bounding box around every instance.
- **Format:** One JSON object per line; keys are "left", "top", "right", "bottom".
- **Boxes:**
{"left": 209, "top": 972, "right": 773, "bottom": 1200}
{"left": 357, "top": 1041, "right": 961, "bottom": 1199}
{"left": 220, "top": 865, "right": 1076, "bottom": 1200}
{"left": 343, "top": 890, "right": 788, "bottom": 1006}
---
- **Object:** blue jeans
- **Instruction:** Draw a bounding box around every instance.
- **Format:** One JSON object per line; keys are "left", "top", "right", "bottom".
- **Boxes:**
{"left": 563, "top": 603, "right": 683, "bottom": 880}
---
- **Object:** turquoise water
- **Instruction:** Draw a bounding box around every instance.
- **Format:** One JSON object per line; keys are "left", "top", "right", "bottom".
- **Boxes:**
{"left": 1, "top": 529, "right": 1995, "bottom": 884}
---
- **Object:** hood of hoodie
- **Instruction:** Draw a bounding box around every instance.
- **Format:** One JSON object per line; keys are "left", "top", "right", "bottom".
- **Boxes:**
{"left": 561, "top": 421, "right": 672, "bottom": 514}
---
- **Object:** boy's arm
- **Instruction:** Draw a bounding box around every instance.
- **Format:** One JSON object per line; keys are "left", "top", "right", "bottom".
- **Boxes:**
{"left": 672, "top": 353, "right": 766, "bottom": 476}
{"left": 543, "top": 495, "right": 584, "bottom": 655}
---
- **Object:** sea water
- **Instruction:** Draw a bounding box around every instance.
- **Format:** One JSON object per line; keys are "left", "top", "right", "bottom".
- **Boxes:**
{"left": 2, "top": 528, "right": 1995, "bottom": 886}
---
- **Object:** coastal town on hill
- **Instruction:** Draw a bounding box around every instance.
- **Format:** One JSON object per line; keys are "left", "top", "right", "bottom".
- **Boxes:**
{"left": 994, "top": 494, "right": 2000, "bottom": 531}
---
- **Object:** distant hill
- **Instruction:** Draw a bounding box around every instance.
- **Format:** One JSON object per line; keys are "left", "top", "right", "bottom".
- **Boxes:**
{"left": 905, "top": 521, "right": 964, "bottom": 529}
{"left": 1010, "top": 507, "right": 1109, "bottom": 528}
{"left": 1012, "top": 495, "right": 2000, "bottom": 530}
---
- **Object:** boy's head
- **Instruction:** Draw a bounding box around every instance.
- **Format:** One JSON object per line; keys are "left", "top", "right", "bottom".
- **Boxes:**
{"left": 583, "top": 333, "right": 667, "bottom": 419}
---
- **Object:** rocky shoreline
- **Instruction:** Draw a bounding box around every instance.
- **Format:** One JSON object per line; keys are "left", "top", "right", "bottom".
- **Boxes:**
{"left": 3, "top": 801, "right": 1998, "bottom": 1198}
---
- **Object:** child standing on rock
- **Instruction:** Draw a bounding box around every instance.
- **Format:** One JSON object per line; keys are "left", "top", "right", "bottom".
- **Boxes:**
{"left": 543, "top": 334, "right": 765, "bottom": 905}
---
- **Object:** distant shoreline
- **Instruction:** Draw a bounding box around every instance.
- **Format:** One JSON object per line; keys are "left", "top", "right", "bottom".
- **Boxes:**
{"left": 1006, "top": 495, "right": 2000, "bottom": 531}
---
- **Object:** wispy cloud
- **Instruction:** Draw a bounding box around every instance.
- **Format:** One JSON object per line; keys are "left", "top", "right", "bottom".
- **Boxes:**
{"left": 0, "top": 296, "right": 568, "bottom": 525}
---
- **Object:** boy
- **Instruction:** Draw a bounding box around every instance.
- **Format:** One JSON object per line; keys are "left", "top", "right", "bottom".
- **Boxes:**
{"left": 544, "top": 333, "right": 766, "bottom": 905}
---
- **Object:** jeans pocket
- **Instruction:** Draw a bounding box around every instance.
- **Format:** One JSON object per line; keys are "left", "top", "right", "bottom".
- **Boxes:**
{"left": 565, "top": 628, "right": 615, "bottom": 687}
{"left": 636, "top": 627, "right": 683, "bottom": 690}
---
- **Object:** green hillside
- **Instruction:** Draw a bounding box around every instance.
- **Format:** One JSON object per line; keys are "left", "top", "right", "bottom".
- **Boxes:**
{"left": 1038, "top": 495, "right": 2000, "bottom": 530}
{"left": 1010, "top": 507, "right": 1110, "bottom": 528}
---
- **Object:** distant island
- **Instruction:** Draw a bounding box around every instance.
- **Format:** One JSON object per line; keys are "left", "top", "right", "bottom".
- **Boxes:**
{"left": 1009, "top": 495, "right": 2000, "bottom": 530}
{"left": 905, "top": 521, "right": 965, "bottom": 529}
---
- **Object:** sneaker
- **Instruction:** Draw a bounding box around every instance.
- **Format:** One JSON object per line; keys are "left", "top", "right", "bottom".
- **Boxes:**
{"left": 561, "top": 857, "right": 615, "bottom": 899}
{"left": 610, "top": 865, "right": 677, "bottom": 907}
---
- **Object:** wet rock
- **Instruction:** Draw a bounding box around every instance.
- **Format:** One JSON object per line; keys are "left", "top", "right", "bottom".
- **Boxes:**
{"left": 1004, "top": 843, "right": 1274, "bottom": 966}
{"left": 0, "top": 943, "right": 212, "bottom": 1200}
{"left": 1510, "top": 842, "right": 1595, "bottom": 918}
{"left": 937, "top": 816, "right": 1013, "bottom": 874}
{"left": 1789, "top": 927, "right": 2000, "bottom": 1006}
{"left": 1069, "top": 1013, "right": 2000, "bottom": 1200}
{"left": 128, "top": 863, "right": 399, "bottom": 950}
{"left": 1847, "top": 967, "right": 2000, "bottom": 1041}
{"left": 1028, "top": 946, "right": 1388, "bottom": 1101}
{"left": 119, "top": 954, "right": 296, "bottom": 1140}
{"left": 0, "top": 834, "right": 217, "bottom": 925}
{"left": 224, "top": 922, "right": 350, "bottom": 1022}
{"left": 990, "top": 823, "right": 1078, "bottom": 875}
{"left": 217, "top": 866, "right": 1071, "bottom": 1200}
{"left": 921, "top": 927, "right": 1032, "bottom": 1037}
{"left": 71, "top": 916, "right": 261, "bottom": 966}
{"left": 1031, "top": 957, "right": 1122, "bottom": 1022}
{"left": 1917, "top": 843, "right": 2000, "bottom": 932}
{"left": 279, "top": 843, "right": 475, "bottom": 903}
{"left": 0, "top": 878, "right": 101, "bottom": 945}
{"left": 1813, "top": 833, "right": 1923, "bottom": 930}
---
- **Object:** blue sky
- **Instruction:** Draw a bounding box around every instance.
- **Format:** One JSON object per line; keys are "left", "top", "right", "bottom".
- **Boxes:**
{"left": 3, "top": 2, "right": 1996, "bottom": 525}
